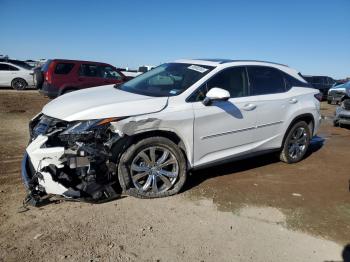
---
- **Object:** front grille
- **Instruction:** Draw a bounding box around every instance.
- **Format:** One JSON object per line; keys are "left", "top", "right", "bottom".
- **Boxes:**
{"left": 343, "top": 100, "right": 350, "bottom": 110}
{"left": 340, "top": 115, "right": 350, "bottom": 120}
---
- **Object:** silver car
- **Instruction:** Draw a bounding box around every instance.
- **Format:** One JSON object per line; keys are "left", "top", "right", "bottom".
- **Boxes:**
{"left": 334, "top": 99, "right": 350, "bottom": 127}
{"left": 328, "top": 81, "right": 350, "bottom": 104}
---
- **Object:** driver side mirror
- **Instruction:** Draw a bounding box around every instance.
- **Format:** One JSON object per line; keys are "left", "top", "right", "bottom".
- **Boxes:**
{"left": 203, "top": 87, "right": 230, "bottom": 106}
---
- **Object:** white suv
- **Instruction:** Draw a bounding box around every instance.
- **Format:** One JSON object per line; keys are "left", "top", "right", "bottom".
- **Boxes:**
{"left": 22, "top": 59, "right": 321, "bottom": 202}
{"left": 0, "top": 62, "right": 34, "bottom": 90}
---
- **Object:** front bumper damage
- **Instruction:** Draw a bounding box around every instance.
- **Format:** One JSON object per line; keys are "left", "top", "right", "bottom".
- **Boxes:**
{"left": 23, "top": 136, "right": 72, "bottom": 196}
{"left": 22, "top": 114, "right": 125, "bottom": 206}
{"left": 334, "top": 101, "right": 350, "bottom": 126}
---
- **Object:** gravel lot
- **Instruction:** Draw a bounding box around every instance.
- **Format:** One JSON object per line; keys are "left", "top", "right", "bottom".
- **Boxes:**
{"left": 0, "top": 89, "right": 349, "bottom": 262}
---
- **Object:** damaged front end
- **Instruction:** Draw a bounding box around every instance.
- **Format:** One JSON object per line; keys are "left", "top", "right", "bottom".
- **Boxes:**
{"left": 22, "top": 114, "right": 125, "bottom": 205}
{"left": 334, "top": 99, "right": 350, "bottom": 127}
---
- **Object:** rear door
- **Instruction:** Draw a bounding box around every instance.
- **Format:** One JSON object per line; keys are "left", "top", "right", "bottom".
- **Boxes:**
{"left": 0, "top": 63, "right": 10, "bottom": 86}
{"left": 78, "top": 63, "right": 103, "bottom": 89}
{"left": 51, "top": 62, "right": 75, "bottom": 88}
{"left": 246, "top": 66, "right": 294, "bottom": 150}
{"left": 192, "top": 66, "right": 258, "bottom": 166}
{"left": 0, "top": 63, "right": 19, "bottom": 86}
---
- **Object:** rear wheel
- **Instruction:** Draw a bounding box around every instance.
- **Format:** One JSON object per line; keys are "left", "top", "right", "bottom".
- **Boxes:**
{"left": 11, "top": 78, "right": 27, "bottom": 90}
{"left": 280, "top": 121, "right": 311, "bottom": 163}
{"left": 117, "top": 136, "right": 187, "bottom": 198}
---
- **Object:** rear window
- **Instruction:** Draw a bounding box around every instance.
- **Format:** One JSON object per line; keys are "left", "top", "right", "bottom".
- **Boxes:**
{"left": 41, "top": 60, "right": 52, "bottom": 72}
{"left": 247, "top": 66, "right": 286, "bottom": 95}
{"left": 54, "top": 63, "right": 74, "bottom": 74}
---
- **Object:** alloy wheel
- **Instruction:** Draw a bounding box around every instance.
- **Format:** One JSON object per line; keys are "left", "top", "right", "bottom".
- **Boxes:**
{"left": 13, "top": 79, "right": 26, "bottom": 90}
{"left": 288, "top": 127, "right": 308, "bottom": 159}
{"left": 130, "top": 146, "right": 179, "bottom": 193}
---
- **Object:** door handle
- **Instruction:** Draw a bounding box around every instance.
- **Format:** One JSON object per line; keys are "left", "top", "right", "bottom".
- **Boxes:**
{"left": 242, "top": 103, "right": 257, "bottom": 111}
{"left": 289, "top": 98, "right": 298, "bottom": 104}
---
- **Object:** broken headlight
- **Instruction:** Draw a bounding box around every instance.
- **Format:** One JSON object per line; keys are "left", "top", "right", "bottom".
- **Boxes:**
{"left": 59, "top": 118, "right": 118, "bottom": 142}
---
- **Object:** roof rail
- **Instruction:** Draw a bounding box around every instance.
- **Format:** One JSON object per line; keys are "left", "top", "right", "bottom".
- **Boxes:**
{"left": 220, "top": 60, "right": 289, "bottom": 67}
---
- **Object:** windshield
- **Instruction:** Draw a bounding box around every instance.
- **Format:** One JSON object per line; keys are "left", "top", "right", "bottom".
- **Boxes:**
{"left": 119, "top": 63, "right": 214, "bottom": 97}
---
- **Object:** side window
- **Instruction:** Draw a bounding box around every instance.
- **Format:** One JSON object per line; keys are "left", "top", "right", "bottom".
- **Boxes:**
{"left": 0, "top": 64, "right": 9, "bottom": 71}
{"left": 303, "top": 76, "right": 313, "bottom": 84}
{"left": 79, "top": 64, "right": 100, "bottom": 77}
{"left": 54, "top": 63, "right": 74, "bottom": 74}
{"left": 283, "top": 72, "right": 310, "bottom": 90}
{"left": 8, "top": 65, "right": 19, "bottom": 71}
{"left": 327, "top": 77, "right": 335, "bottom": 85}
{"left": 312, "top": 77, "right": 323, "bottom": 84}
{"left": 101, "top": 66, "right": 122, "bottom": 80}
{"left": 189, "top": 67, "right": 248, "bottom": 102}
{"left": 247, "top": 66, "right": 285, "bottom": 95}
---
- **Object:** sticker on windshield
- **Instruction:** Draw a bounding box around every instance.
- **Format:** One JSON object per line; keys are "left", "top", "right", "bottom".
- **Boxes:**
{"left": 188, "top": 65, "right": 208, "bottom": 73}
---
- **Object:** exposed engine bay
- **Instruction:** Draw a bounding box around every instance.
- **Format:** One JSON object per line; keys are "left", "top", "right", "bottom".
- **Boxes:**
{"left": 22, "top": 114, "right": 127, "bottom": 205}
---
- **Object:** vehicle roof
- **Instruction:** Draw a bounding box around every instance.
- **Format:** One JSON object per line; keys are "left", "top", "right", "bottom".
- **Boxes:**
{"left": 303, "top": 75, "right": 333, "bottom": 78}
{"left": 0, "top": 61, "right": 21, "bottom": 67}
{"left": 174, "top": 58, "right": 309, "bottom": 83}
{"left": 49, "top": 59, "right": 113, "bottom": 66}
{"left": 174, "top": 58, "right": 289, "bottom": 68}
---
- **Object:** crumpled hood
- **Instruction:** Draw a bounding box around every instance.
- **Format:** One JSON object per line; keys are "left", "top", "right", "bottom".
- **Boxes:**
{"left": 42, "top": 85, "right": 168, "bottom": 121}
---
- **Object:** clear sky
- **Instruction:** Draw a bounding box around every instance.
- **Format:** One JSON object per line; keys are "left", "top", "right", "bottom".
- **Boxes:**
{"left": 0, "top": 0, "right": 349, "bottom": 79}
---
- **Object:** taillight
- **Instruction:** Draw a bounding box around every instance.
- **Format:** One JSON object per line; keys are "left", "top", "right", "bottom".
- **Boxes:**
{"left": 45, "top": 62, "right": 55, "bottom": 84}
{"left": 314, "top": 93, "right": 322, "bottom": 102}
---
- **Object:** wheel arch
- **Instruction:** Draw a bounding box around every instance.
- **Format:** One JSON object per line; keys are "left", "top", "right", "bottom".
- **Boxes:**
{"left": 11, "top": 77, "right": 28, "bottom": 88}
{"left": 111, "top": 129, "right": 191, "bottom": 168}
{"left": 281, "top": 113, "right": 315, "bottom": 148}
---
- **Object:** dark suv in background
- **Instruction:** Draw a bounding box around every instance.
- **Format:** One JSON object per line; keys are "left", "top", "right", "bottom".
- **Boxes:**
{"left": 303, "top": 75, "right": 335, "bottom": 100}
{"left": 36, "top": 59, "right": 126, "bottom": 98}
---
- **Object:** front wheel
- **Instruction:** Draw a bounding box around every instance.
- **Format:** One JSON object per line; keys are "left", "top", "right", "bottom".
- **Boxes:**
{"left": 11, "top": 78, "right": 27, "bottom": 90}
{"left": 280, "top": 121, "right": 311, "bottom": 164}
{"left": 117, "top": 137, "right": 187, "bottom": 198}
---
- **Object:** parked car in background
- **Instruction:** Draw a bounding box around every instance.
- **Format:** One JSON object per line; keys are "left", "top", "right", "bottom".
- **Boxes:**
{"left": 334, "top": 98, "right": 350, "bottom": 127}
{"left": 119, "top": 65, "right": 155, "bottom": 80}
{"left": 119, "top": 69, "right": 142, "bottom": 80}
{"left": 36, "top": 59, "right": 126, "bottom": 98}
{"left": 138, "top": 65, "right": 154, "bottom": 73}
{"left": 0, "top": 62, "right": 34, "bottom": 90}
{"left": 22, "top": 59, "right": 321, "bottom": 203}
{"left": 303, "top": 75, "right": 336, "bottom": 100}
{"left": 328, "top": 81, "right": 350, "bottom": 104}
{"left": 0, "top": 58, "right": 34, "bottom": 70}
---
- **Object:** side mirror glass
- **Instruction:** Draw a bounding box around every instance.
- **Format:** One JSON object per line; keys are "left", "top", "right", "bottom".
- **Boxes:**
{"left": 203, "top": 87, "right": 230, "bottom": 106}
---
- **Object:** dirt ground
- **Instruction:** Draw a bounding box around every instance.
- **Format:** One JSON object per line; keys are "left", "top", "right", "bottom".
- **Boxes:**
{"left": 0, "top": 89, "right": 349, "bottom": 262}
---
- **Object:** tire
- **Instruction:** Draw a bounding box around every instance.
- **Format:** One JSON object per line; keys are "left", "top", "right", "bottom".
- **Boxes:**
{"left": 280, "top": 121, "right": 311, "bottom": 164}
{"left": 11, "top": 78, "right": 27, "bottom": 90}
{"left": 34, "top": 68, "right": 44, "bottom": 89}
{"left": 117, "top": 136, "right": 187, "bottom": 198}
